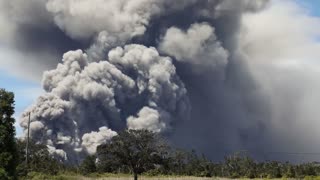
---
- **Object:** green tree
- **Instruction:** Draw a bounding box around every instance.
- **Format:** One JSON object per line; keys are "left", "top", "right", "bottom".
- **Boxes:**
{"left": 16, "top": 140, "right": 62, "bottom": 176}
{"left": 0, "top": 168, "right": 9, "bottom": 180}
{"left": 0, "top": 89, "right": 17, "bottom": 179}
{"left": 222, "top": 152, "right": 258, "bottom": 178}
{"left": 182, "top": 150, "right": 212, "bottom": 177}
{"left": 80, "top": 155, "right": 97, "bottom": 175}
{"left": 97, "top": 129, "right": 168, "bottom": 180}
{"left": 166, "top": 149, "right": 188, "bottom": 175}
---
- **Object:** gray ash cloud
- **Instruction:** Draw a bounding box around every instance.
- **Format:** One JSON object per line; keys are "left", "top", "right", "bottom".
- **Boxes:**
{"left": 4, "top": 0, "right": 302, "bottom": 163}
{"left": 21, "top": 45, "right": 190, "bottom": 163}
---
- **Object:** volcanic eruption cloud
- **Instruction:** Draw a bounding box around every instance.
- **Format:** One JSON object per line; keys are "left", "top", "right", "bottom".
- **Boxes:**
{"left": 2, "top": 0, "right": 317, "bottom": 163}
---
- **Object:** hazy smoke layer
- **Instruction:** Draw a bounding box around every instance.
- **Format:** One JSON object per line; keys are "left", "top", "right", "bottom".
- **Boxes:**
{"left": 46, "top": 0, "right": 199, "bottom": 40}
{"left": 14, "top": 0, "right": 316, "bottom": 163}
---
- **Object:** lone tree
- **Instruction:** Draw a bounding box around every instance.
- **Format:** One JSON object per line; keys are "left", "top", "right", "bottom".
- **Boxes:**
{"left": 0, "top": 89, "right": 17, "bottom": 179}
{"left": 97, "top": 129, "right": 168, "bottom": 180}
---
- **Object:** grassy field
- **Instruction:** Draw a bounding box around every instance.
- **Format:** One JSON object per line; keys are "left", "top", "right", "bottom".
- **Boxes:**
{"left": 24, "top": 172, "right": 217, "bottom": 180}
{"left": 24, "top": 176, "right": 231, "bottom": 180}
{"left": 23, "top": 172, "right": 320, "bottom": 180}
{"left": 25, "top": 174, "right": 217, "bottom": 180}
{"left": 75, "top": 177, "right": 319, "bottom": 180}
{"left": 23, "top": 176, "right": 316, "bottom": 180}
{"left": 79, "top": 177, "right": 216, "bottom": 180}
{"left": 23, "top": 172, "right": 234, "bottom": 180}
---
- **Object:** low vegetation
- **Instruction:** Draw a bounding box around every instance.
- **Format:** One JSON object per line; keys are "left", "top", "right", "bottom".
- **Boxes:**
{"left": 14, "top": 131, "right": 320, "bottom": 180}
{"left": 2, "top": 89, "right": 320, "bottom": 180}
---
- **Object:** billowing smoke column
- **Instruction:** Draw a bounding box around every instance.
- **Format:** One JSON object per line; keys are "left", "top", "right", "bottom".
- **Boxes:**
{"left": 11, "top": 0, "right": 276, "bottom": 162}
{"left": 21, "top": 45, "right": 189, "bottom": 162}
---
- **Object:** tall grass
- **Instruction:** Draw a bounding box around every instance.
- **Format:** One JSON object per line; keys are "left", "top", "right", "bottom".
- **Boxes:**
{"left": 23, "top": 172, "right": 218, "bottom": 180}
{"left": 25, "top": 172, "right": 320, "bottom": 180}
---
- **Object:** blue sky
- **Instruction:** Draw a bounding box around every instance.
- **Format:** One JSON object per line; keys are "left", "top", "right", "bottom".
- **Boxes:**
{"left": 0, "top": 69, "right": 42, "bottom": 136}
{"left": 0, "top": 0, "right": 319, "bottom": 137}
{"left": 296, "top": 0, "right": 320, "bottom": 16}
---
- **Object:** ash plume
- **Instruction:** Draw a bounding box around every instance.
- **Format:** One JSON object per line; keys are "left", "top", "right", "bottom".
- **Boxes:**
{"left": 159, "top": 22, "right": 229, "bottom": 70}
{"left": 13, "top": 0, "right": 319, "bottom": 163}
{"left": 21, "top": 45, "right": 189, "bottom": 162}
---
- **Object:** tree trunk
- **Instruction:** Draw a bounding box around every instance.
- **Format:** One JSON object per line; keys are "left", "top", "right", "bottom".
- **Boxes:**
{"left": 134, "top": 173, "right": 138, "bottom": 180}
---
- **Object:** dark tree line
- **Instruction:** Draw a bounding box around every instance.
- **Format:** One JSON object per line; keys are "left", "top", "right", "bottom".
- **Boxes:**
{"left": 16, "top": 140, "right": 63, "bottom": 177}
{"left": 14, "top": 133, "right": 320, "bottom": 180}
{"left": 81, "top": 129, "right": 320, "bottom": 179}
{"left": 2, "top": 88, "right": 320, "bottom": 179}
